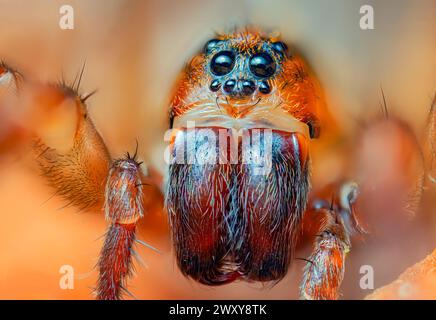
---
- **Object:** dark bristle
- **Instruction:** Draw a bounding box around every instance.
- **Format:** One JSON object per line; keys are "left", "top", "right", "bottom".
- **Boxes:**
{"left": 296, "top": 257, "right": 314, "bottom": 265}
{"left": 57, "top": 61, "right": 89, "bottom": 101}
{"left": 329, "top": 193, "right": 335, "bottom": 211}
{"left": 74, "top": 61, "right": 87, "bottom": 92}
{"left": 55, "top": 82, "right": 78, "bottom": 99}
{"left": 124, "top": 140, "right": 142, "bottom": 165}
{"left": 133, "top": 139, "right": 139, "bottom": 160}
{"left": 81, "top": 89, "right": 98, "bottom": 103}
{"left": 380, "top": 86, "right": 389, "bottom": 118}
{"left": 135, "top": 182, "right": 150, "bottom": 188}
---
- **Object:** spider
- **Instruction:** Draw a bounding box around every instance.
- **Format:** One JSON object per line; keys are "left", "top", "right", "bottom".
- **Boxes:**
{"left": 0, "top": 28, "right": 434, "bottom": 300}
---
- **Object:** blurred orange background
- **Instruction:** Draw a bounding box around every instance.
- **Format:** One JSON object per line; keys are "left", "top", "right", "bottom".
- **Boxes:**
{"left": 0, "top": 0, "right": 435, "bottom": 299}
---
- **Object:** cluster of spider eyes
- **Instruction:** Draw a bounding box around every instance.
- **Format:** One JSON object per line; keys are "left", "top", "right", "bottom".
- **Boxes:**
{"left": 204, "top": 39, "right": 288, "bottom": 96}
{"left": 210, "top": 50, "right": 277, "bottom": 78}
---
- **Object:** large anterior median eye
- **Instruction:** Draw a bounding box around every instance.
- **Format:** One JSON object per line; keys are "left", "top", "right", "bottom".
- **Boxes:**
{"left": 210, "top": 51, "right": 235, "bottom": 76}
{"left": 249, "top": 52, "right": 276, "bottom": 78}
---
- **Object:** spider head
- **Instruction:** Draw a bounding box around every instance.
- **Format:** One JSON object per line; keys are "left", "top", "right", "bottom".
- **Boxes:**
{"left": 203, "top": 30, "right": 289, "bottom": 102}
{"left": 169, "top": 28, "right": 322, "bottom": 138}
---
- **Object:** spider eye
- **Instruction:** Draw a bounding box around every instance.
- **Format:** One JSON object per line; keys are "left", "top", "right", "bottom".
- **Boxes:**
{"left": 272, "top": 41, "right": 288, "bottom": 56}
{"left": 204, "top": 39, "right": 221, "bottom": 54}
{"left": 249, "top": 52, "right": 276, "bottom": 78}
{"left": 210, "top": 51, "right": 235, "bottom": 76}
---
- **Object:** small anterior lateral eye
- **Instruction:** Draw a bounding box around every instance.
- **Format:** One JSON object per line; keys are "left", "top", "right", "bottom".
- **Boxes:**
{"left": 204, "top": 39, "right": 221, "bottom": 54}
{"left": 272, "top": 41, "right": 288, "bottom": 56}
{"left": 210, "top": 51, "right": 235, "bottom": 76}
{"left": 249, "top": 52, "right": 276, "bottom": 78}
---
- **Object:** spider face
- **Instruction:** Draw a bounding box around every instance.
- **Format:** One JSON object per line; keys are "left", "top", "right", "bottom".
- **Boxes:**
{"left": 166, "top": 29, "right": 322, "bottom": 285}
{"left": 204, "top": 37, "right": 286, "bottom": 98}
{"left": 169, "top": 29, "right": 320, "bottom": 138}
